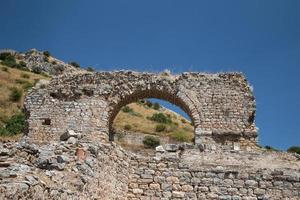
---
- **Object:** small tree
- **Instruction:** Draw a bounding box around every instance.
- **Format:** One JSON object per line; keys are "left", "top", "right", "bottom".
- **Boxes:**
{"left": 143, "top": 136, "right": 160, "bottom": 148}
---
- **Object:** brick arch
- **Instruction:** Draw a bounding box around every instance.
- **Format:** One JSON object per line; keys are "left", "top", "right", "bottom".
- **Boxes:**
{"left": 107, "top": 88, "right": 200, "bottom": 142}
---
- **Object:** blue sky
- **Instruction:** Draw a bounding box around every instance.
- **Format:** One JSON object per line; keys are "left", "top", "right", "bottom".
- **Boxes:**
{"left": 0, "top": 0, "right": 299, "bottom": 150}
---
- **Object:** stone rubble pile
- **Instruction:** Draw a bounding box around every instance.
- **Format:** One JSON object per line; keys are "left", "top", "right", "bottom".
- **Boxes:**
{"left": 0, "top": 131, "right": 299, "bottom": 199}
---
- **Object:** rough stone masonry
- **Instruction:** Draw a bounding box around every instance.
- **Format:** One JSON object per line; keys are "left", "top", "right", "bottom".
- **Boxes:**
{"left": 0, "top": 71, "right": 298, "bottom": 199}
{"left": 24, "top": 71, "right": 257, "bottom": 149}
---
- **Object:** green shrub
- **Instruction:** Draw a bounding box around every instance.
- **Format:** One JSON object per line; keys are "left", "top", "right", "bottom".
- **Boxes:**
{"left": 43, "top": 51, "right": 51, "bottom": 57}
{"left": 1, "top": 55, "right": 17, "bottom": 68}
{"left": 0, "top": 127, "right": 9, "bottom": 136}
{"left": 124, "top": 124, "right": 132, "bottom": 130}
{"left": 9, "top": 87, "right": 23, "bottom": 102}
{"left": 0, "top": 113, "right": 26, "bottom": 136}
{"left": 3, "top": 113, "right": 26, "bottom": 135}
{"left": 181, "top": 118, "right": 186, "bottom": 123}
{"left": 86, "top": 67, "right": 95, "bottom": 72}
{"left": 51, "top": 60, "right": 57, "bottom": 65}
{"left": 21, "top": 73, "right": 30, "bottom": 79}
{"left": 155, "top": 124, "right": 166, "bottom": 132}
{"left": 143, "top": 136, "right": 160, "bottom": 148}
{"left": 122, "top": 106, "right": 133, "bottom": 113}
{"left": 1, "top": 67, "right": 8, "bottom": 72}
{"left": 170, "top": 131, "right": 190, "bottom": 142}
{"left": 153, "top": 102, "right": 160, "bottom": 110}
{"left": 69, "top": 61, "right": 80, "bottom": 68}
{"left": 150, "top": 113, "right": 171, "bottom": 124}
{"left": 0, "top": 52, "right": 11, "bottom": 60}
{"left": 287, "top": 146, "right": 300, "bottom": 155}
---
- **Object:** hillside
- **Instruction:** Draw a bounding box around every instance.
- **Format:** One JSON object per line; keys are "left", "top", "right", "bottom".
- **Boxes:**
{"left": 113, "top": 100, "right": 194, "bottom": 148}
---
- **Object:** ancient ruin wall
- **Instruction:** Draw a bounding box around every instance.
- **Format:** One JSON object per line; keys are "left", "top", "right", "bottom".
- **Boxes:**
{"left": 24, "top": 71, "right": 257, "bottom": 149}
{"left": 128, "top": 152, "right": 300, "bottom": 200}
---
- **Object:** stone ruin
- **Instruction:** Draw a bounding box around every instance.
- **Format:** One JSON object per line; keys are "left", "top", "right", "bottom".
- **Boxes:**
{"left": 25, "top": 71, "right": 258, "bottom": 149}
{"left": 0, "top": 71, "right": 299, "bottom": 199}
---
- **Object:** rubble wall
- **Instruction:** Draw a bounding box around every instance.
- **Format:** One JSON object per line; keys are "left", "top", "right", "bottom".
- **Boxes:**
{"left": 24, "top": 71, "right": 257, "bottom": 149}
{"left": 128, "top": 151, "right": 300, "bottom": 200}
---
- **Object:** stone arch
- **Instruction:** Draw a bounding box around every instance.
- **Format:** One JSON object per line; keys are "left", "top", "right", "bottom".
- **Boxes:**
{"left": 107, "top": 88, "right": 200, "bottom": 142}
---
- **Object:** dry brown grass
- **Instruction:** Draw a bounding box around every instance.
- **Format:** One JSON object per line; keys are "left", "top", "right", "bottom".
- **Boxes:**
{"left": 0, "top": 64, "right": 50, "bottom": 126}
{"left": 113, "top": 102, "right": 194, "bottom": 142}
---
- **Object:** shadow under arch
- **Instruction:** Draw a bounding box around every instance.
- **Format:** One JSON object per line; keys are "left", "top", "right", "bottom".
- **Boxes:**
{"left": 108, "top": 88, "right": 198, "bottom": 142}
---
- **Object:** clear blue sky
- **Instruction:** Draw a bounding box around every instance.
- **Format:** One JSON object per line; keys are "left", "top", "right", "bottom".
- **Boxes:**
{"left": 1, "top": 0, "right": 299, "bottom": 150}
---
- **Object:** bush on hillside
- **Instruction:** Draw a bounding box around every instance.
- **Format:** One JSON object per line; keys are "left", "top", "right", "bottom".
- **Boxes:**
{"left": 0, "top": 113, "right": 26, "bottom": 136}
{"left": 122, "top": 106, "right": 133, "bottom": 113}
{"left": 153, "top": 102, "right": 160, "bottom": 110}
{"left": 155, "top": 124, "right": 166, "bottom": 132}
{"left": 86, "top": 67, "right": 95, "bottom": 72}
{"left": 150, "top": 113, "right": 171, "bottom": 124}
{"left": 287, "top": 146, "right": 300, "bottom": 155}
{"left": 5, "top": 113, "right": 26, "bottom": 135}
{"left": 143, "top": 136, "right": 160, "bottom": 148}
{"left": 0, "top": 52, "right": 12, "bottom": 60}
{"left": 43, "top": 51, "right": 51, "bottom": 57}
{"left": 9, "top": 87, "right": 23, "bottom": 102}
{"left": 145, "top": 100, "right": 153, "bottom": 108}
{"left": 124, "top": 124, "right": 132, "bottom": 130}
{"left": 1, "top": 55, "right": 17, "bottom": 68}
{"left": 69, "top": 61, "right": 80, "bottom": 68}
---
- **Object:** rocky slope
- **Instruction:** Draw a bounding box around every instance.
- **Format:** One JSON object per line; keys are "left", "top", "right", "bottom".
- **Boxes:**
{"left": 0, "top": 49, "right": 80, "bottom": 76}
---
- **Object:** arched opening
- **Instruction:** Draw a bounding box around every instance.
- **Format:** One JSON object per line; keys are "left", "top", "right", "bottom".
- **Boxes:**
{"left": 108, "top": 89, "right": 196, "bottom": 153}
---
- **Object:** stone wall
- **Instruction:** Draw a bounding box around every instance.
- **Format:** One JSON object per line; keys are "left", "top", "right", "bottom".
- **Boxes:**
{"left": 24, "top": 71, "right": 257, "bottom": 150}
{"left": 1, "top": 138, "right": 299, "bottom": 200}
{"left": 127, "top": 149, "right": 300, "bottom": 200}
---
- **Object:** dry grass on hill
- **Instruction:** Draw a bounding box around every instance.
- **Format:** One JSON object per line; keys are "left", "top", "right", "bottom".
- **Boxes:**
{"left": 113, "top": 102, "right": 194, "bottom": 143}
